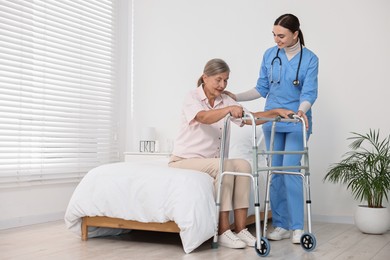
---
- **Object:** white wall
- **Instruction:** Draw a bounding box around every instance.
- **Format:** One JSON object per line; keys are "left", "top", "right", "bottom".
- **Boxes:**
{"left": 130, "top": 0, "right": 390, "bottom": 223}
{"left": 0, "top": 184, "right": 77, "bottom": 229}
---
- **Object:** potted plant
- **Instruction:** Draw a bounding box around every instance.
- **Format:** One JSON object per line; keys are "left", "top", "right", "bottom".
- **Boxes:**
{"left": 323, "top": 129, "right": 390, "bottom": 234}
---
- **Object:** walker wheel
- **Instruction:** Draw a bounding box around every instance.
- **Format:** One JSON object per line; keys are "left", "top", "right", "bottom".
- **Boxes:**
{"left": 254, "top": 237, "right": 270, "bottom": 257}
{"left": 300, "top": 233, "right": 316, "bottom": 252}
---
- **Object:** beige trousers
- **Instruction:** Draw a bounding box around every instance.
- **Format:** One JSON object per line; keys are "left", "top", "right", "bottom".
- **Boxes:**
{"left": 168, "top": 156, "right": 251, "bottom": 211}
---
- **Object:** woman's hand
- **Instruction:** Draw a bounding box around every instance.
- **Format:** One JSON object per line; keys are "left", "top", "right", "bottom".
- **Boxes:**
{"left": 275, "top": 108, "right": 295, "bottom": 119}
{"left": 275, "top": 109, "right": 309, "bottom": 130}
{"left": 228, "top": 105, "right": 244, "bottom": 118}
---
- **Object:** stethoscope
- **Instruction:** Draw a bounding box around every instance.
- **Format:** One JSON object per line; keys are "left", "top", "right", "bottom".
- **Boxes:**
{"left": 270, "top": 42, "right": 303, "bottom": 86}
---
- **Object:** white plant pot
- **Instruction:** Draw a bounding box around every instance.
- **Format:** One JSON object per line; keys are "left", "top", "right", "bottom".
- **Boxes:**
{"left": 354, "top": 205, "right": 390, "bottom": 234}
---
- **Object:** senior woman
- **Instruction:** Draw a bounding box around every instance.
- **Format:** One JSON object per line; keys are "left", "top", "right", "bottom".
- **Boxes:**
{"left": 168, "top": 58, "right": 295, "bottom": 249}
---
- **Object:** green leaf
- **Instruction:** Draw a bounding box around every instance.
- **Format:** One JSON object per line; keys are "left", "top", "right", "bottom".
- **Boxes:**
{"left": 323, "top": 129, "right": 390, "bottom": 208}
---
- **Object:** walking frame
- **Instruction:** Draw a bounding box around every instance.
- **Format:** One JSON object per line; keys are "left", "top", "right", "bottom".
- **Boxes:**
{"left": 212, "top": 112, "right": 316, "bottom": 257}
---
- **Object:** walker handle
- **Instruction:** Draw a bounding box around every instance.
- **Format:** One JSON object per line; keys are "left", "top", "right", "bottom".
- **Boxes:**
{"left": 288, "top": 113, "right": 295, "bottom": 119}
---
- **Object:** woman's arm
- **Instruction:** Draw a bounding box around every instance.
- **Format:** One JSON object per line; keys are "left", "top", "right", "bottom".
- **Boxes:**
{"left": 252, "top": 108, "right": 293, "bottom": 119}
{"left": 195, "top": 105, "right": 243, "bottom": 124}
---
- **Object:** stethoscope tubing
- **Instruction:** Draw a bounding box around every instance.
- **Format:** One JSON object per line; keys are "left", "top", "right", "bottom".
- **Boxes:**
{"left": 270, "top": 42, "right": 303, "bottom": 86}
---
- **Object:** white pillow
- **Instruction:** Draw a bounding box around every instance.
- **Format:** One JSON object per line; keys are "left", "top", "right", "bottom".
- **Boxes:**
{"left": 229, "top": 123, "right": 267, "bottom": 167}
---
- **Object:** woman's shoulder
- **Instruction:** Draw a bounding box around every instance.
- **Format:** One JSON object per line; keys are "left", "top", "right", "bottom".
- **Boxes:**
{"left": 184, "top": 87, "right": 205, "bottom": 103}
{"left": 221, "top": 93, "right": 240, "bottom": 106}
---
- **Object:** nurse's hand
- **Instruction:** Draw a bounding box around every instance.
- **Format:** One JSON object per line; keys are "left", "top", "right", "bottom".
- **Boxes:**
{"left": 297, "top": 110, "right": 309, "bottom": 131}
{"left": 223, "top": 90, "right": 237, "bottom": 101}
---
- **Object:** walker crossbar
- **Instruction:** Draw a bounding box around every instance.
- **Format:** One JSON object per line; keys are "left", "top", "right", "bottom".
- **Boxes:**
{"left": 258, "top": 166, "right": 309, "bottom": 172}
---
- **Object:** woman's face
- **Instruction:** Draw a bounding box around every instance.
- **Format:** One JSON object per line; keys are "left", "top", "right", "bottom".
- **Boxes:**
{"left": 272, "top": 25, "right": 298, "bottom": 48}
{"left": 203, "top": 72, "right": 229, "bottom": 98}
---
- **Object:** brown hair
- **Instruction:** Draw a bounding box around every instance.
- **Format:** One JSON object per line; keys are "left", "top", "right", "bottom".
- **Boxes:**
{"left": 197, "top": 58, "right": 230, "bottom": 87}
{"left": 274, "top": 14, "right": 305, "bottom": 46}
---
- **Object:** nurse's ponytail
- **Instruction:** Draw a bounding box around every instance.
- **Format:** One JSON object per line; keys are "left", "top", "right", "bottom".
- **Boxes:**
{"left": 274, "top": 14, "right": 305, "bottom": 46}
{"left": 298, "top": 29, "right": 305, "bottom": 46}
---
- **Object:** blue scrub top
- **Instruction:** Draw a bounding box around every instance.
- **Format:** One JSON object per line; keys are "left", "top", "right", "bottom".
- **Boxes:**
{"left": 255, "top": 46, "right": 319, "bottom": 133}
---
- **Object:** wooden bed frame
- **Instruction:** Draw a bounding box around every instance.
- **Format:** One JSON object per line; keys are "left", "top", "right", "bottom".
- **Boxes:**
{"left": 81, "top": 212, "right": 271, "bottom": 241}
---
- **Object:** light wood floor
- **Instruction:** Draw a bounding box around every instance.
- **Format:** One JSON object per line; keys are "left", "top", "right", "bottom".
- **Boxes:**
{"left": 1, "top": 220, "right": 390, "bottom": 260}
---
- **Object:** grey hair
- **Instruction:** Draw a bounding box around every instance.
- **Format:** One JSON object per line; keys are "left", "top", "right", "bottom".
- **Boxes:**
{"left": 197, "top": 58, "right": 230, "bottom": 87}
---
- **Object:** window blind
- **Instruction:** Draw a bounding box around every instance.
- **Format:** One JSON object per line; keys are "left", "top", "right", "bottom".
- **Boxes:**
{"left": 0, "top": 0, "right": 119, "bottom": 187}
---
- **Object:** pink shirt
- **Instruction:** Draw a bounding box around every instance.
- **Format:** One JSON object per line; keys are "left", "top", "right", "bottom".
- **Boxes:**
{"left": 172, "top": 86, "right": 243, "bottom": 159}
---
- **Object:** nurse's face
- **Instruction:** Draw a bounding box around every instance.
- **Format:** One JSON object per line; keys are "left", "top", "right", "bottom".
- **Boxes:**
{"left": 273, "top": 25, "right": 299, "bottom": 48}
{"left": 202, "top": 72, "right": 229, "bottom": 98}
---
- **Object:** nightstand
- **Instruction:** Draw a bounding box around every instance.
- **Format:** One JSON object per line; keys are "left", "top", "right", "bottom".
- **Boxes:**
{"left": 124, "top": 152, "right": 171, "bottom": 162}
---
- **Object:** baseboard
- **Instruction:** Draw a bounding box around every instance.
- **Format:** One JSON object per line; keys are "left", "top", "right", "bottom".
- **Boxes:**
{"left": 0, "top": 212, "right": 356, "bottom": 231}
{"left": 311, "top": 214, "right": 354, "bottom": 225}
{"left": 0, "top": 211, "right": 65, "bottom": 230}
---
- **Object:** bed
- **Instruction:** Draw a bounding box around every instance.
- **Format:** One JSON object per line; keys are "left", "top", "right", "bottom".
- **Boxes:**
{"left": 64, "top": 124, "right": 270, "bottom": 253}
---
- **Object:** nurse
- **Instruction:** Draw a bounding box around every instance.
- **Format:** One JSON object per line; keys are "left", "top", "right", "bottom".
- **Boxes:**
{"left": 226, "top": 13, "right": 319, "bottom": 244}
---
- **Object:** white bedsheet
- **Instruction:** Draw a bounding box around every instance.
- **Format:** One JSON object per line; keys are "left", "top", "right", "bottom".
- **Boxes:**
{"left": 64, "top": 161, "right": 217, "bottom": 254}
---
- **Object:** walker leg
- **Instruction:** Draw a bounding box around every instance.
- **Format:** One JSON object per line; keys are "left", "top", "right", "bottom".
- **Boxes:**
{"left": 211, "top": 173, "right": 224, "bottom": 249}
